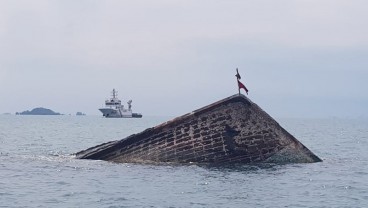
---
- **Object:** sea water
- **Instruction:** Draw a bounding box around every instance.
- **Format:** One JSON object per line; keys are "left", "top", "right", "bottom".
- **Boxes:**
{"left": 0, "top": 115, "right": 367, "bottom": 208}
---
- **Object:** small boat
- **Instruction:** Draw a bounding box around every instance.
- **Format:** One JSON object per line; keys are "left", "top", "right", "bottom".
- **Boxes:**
{"left": 99, "top": 89, "right": 142, "bottom": 118}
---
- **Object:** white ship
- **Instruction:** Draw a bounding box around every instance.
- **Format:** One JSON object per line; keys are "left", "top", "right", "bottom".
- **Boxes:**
{"left": 99, "top": 89, "right": 142, "bottom": 118}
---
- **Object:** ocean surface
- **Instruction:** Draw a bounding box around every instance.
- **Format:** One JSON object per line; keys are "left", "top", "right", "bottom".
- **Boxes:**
{"left": 0, "top": 115, "right": 367, "bottom": 208}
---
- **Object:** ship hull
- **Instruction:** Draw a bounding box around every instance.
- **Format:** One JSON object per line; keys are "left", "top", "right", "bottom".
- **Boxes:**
{"left": 81, "top": 94, "right": 321, "bottom": 164}
{"left": 99, "top": 108, "right": 123, "bottom": 118}
{"left": 99, "top": 108, "right": 142, "bottom": 118}
{"left": 132, "top": 113, "right": 143, "bottom": 118}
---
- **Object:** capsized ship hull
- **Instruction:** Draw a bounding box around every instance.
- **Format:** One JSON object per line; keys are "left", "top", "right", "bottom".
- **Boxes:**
{"left": 78, "top": 94, "right": 321, "bottom": 164}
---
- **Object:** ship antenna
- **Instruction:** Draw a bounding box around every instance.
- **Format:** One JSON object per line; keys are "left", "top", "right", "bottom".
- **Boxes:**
{"left": 112, "top": 89, "right": 117, "bottom": 99}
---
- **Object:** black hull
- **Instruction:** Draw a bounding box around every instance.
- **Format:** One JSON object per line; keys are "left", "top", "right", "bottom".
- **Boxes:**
{"left": 132, "top": 113, "right": 143, "bottom": 118}
{"left": 77, "top": 94, "right": 321, "bottom": 164}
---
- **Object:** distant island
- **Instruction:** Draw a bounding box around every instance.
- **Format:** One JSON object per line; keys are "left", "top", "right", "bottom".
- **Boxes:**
{"left": 76, "top": 112, "right": 86, "bottom": 116}
{"left": 16, "top": 107, "right": 62, "bottom": 115}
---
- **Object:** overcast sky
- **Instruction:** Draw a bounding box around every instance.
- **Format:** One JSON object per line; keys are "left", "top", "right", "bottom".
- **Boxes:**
{"left": 0, "top": 0, "right": 367, "bottom": 118}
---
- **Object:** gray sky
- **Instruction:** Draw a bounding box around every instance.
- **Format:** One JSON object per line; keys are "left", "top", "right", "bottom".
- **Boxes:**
{"left": 0, "top": 0, "right": 367, "bottom": 118}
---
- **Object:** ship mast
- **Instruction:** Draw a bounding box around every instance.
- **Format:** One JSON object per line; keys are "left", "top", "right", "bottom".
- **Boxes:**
{"left": 127, "top": 100, "right": 132, "bottom": 111}
{"left": 112, "top": 89, "right": 117, "bottom": 99}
